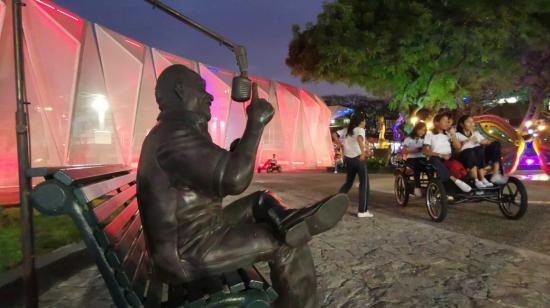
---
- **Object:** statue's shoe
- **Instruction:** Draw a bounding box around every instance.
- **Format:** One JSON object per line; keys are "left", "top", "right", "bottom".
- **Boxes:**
{"left": 261, "top": 194, "right": 349, "bottom": 247}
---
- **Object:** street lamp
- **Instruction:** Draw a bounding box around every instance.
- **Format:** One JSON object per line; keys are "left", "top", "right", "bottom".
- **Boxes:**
{"left": 91, "top": 94, "right": 109, "bottom": 130}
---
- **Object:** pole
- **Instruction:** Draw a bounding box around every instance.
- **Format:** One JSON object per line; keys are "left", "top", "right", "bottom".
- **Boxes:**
{"left": 144, "top": 0, "right": 248, "bottom": 77}
{"left": 12, "top": 0, "right": 38, "bottom": 306}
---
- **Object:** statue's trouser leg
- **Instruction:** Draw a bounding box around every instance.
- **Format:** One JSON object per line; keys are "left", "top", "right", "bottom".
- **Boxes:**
{"left": 269, "top": 245, "right": 318, "bottom": 308}
{"left": 195, "top": 220, "right": 318, "bottom": 306}
{"left": 208, "top": 190, "right": 346, "bottom": 306}
{"left": 222, "top": 190, "right": 264, "bottom": 224}
{"left": 225, "top": 190, "right": 348, "bottom": 248}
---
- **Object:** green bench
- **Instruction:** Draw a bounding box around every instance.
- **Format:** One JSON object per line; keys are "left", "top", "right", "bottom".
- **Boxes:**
{"left": 29, "top": 164, "right": 277, "bottom": 307}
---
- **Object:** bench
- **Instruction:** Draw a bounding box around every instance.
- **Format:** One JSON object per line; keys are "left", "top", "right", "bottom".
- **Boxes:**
{"left": 29, "top": 164, "right": 277, "bottom": 307}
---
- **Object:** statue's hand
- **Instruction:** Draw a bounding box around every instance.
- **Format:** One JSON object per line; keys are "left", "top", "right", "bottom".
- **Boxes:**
{"left": 246, "top": 83, "right": 274, "bottom": 126}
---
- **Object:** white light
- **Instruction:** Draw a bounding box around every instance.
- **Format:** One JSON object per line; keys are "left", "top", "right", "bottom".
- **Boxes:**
{"left": 92, "top": 95, "right": 109, "bottom": 113}
{"left": 410, "top": 117, "right": 418, "bottom": 125}
{"left": 426, "top": 122, "right": 433, "bottom": 129}
{"left": 489, "top": 129, "right": 494, "bottom": 134}
{"left": 44, "top": 107, "right": 53, "bottom": 111}
{"left": 330, "top": 119, "right": 335, "bottom": 124}
{"left": 92, "top": 95, "right": 109, "bottom": 130}
{"left": 538, "top": 124, "right": 546, "bottom": 131}
{"left": 497, "top": 96, "right": 518, "bottom": 104}
{"left": 528, "top": 129, "right": 534, "bottom": 134}
{"left": 525, "top": 120, "right": 533, "bottom": 128}
{"left": 533, "top": 133, "right": 539, "bottom": 137}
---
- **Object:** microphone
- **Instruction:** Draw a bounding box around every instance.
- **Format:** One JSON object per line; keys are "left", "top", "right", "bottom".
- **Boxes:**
{"left": 231, "top": 75, "right": 251, "bottom": 102}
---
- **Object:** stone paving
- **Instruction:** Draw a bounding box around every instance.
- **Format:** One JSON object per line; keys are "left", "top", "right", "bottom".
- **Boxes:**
{"left": 38, "top": 172, "right": 550, "bottom": 307}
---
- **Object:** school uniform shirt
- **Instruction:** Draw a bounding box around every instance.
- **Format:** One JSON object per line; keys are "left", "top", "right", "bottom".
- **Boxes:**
{"left": 403, "top": 137, "right": 425, "bottom": 159}
{"left": 456, "top": 131, "right": 485, "bottom": 151}
{"left": 337, "top": 127, "right": 366, "bottom": 158}
{"left": 423, "top": 131, "right": 452, "bottom": 155}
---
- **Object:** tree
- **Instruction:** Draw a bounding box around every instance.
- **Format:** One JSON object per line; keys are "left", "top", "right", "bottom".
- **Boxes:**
{"left": 286, "top": 0, "right": 550, "bottom": 112}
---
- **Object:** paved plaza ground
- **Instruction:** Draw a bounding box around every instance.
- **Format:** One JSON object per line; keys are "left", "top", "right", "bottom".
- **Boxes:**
{"left": 38, "top": 171, "right": 550, "bottom": 307}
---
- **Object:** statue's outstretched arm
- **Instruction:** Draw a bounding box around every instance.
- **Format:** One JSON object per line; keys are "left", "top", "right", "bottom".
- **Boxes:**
{"left": 157, "top": 84, "right": 274, "bottom": 197}
{"left": 220, "top": 84, "right": 274, "bottom": 195}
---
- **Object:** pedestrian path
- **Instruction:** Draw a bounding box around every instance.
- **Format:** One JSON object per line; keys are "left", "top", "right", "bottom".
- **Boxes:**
{"left": 39, "top": 172, "right": 550, "bottom": 307}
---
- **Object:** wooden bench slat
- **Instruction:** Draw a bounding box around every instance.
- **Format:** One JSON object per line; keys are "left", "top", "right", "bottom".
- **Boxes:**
{"left": 75, "top": 173, "right": 136, "bottom": 204}
{"left": 115, "top": 217, "right": 142, "bottom": 257}
{"left": 94, "top": 185, "right": 137, "bottom": 223}
{"left": 28, "top": 164, "right": 129, "bottom": 179}
{"left": 54, "top": 165, "right": 131, "bottom": 185}
{"left": 131, "top": 252, "right": 150, "bottom": 299}
{"left": 104, "top": 200, "right": 139, "bottom": 242}
{"left": 121, "top": 233, "right": 145, "bottom": 280}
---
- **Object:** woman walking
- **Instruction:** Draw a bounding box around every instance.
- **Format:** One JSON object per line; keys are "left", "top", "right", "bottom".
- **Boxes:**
{"left": 336, "top": 114, "right": 373, "bottom": 218}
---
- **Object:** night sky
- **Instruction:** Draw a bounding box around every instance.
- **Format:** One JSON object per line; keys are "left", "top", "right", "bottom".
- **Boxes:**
{"left": 52, "top": 0, "right": 366, "bottom": 96}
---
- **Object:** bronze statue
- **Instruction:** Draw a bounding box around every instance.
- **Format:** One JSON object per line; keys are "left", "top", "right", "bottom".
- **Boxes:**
{"left": 137, "top": 64, "right": 348, "bottom": 307}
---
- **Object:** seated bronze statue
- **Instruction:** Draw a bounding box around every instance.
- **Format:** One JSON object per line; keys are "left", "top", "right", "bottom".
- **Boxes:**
{"left": 136, "top": 64, "right": 349, "bottom": 307}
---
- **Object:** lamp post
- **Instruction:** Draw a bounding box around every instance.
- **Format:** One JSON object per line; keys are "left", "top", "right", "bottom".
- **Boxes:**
{"left": 12, "top": 0, "right": 38, "bottom": 306}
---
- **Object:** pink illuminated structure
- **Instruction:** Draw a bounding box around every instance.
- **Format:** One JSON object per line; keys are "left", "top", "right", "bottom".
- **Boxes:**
{"left": 0, "top": 0, "right": 334, "bottom": 190}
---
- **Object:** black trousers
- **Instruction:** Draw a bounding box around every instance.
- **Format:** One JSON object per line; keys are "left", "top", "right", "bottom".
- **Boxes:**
{"left": 484, "top": 141, "right": 502, "bottom": 165}
{"left": 339, "top": 156, "right": 369, "bottom": 213}
{"left": 406, "top": 157, "right": 427, "bottom": 188}
{"left": 458, "top": 141, "right": 502, "bottom": 170}
{"left": 458, "top": 147, "right": 484, "bottom": 169}
{"left": 428, "top": 156, "right": 451, "bottom": 182}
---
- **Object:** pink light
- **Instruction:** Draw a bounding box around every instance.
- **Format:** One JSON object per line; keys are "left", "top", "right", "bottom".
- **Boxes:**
{"left": 35, "top": 0, "right": 55, "bottom": 10}
{"left": 125, "top": 39, "right": 143, "bottom": 49}
{"left": 56, "top": 8, "right": 79, "bottom": 21}
{"left": 526, "top": 158, "right": 535, "bottom": 165}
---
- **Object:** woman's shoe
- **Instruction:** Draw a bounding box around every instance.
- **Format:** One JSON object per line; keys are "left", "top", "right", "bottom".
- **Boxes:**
{"left": 454, "top": 179, "right": 472, "bottom": 192}
{"left": 357, "top": 210, "right": 374, "bottom": 218}
{"left": 475, "top": 180, "right": 486, "bottom": 189}
{"left": 481, "top": 178, "right": 494, "bottom": 187}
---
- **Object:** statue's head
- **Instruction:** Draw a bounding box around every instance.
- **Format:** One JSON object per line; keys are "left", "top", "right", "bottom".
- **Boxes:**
{"left": 155, "top": 64, "right": 214, "bottom": 121}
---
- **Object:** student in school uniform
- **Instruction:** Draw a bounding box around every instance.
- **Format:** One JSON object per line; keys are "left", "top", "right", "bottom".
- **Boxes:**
{"left": 451, "top": 115, "right": 508, "bottom": 185}
{"left": 423, "top": 113, "right": 472, "bottom": 192}
{"left": 402, "top": 122, "right": 428, "bottom": 197}
{"left": 335, "top": 114, "right": 373, "bottom": 218}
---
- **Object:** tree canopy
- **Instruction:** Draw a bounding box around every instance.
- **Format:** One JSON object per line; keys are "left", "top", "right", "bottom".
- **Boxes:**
{"left": 286, "top": 0, "right": 550, "bottom": 111}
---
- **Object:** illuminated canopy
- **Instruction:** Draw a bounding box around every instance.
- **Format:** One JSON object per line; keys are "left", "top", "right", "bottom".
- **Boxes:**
{"left": 0, "top": 0, "right": 334, "bottom": 189}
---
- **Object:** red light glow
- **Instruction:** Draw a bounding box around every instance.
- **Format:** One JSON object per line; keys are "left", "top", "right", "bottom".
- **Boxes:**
{"left": 125, "top": 39, "right": 143, "bottom": 49}
{"left": 35, "top": 0, "right": 55, "bottom": 10}
{"left": 35, "top": 0, "right": 79, "bottom": 21}
{"left": 56, "top": 8, "right": 79, "bottom": 21}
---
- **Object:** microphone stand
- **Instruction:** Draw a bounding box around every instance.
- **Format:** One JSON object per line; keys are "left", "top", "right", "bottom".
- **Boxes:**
{"left": 144, "top": 0, "right": 248, "bottom": 78}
